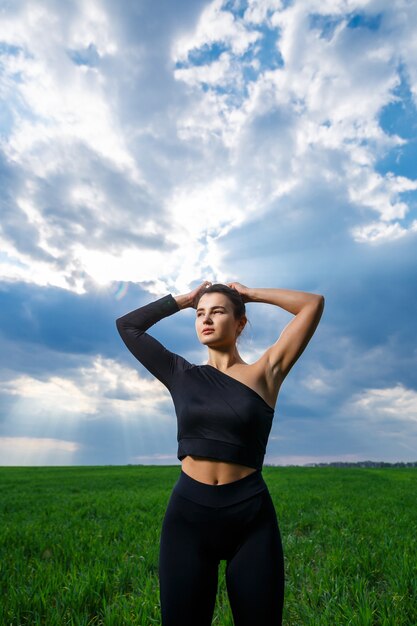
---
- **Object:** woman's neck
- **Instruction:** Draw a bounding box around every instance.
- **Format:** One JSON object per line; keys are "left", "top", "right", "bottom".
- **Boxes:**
{"left": 206, "top": 347, "right": 246, "bottom": 371}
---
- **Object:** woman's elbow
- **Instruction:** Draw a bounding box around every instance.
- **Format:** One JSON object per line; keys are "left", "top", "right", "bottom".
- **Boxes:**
{"left": 115, "top": 317, "right": 125, "bottom": 333}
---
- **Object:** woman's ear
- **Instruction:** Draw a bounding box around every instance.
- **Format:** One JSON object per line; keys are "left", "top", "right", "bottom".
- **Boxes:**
{"left": 237, "top": 316, "right": 247, "bottom": 337}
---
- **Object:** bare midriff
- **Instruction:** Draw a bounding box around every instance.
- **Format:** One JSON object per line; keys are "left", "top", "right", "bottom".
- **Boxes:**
{"left": 181, "top": 455, "right": 257, "bottom": 485}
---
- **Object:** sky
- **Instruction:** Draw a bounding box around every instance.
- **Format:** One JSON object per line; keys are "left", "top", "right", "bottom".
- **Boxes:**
{"left": 0, "top": 0, "right": 416, "bottom": 466}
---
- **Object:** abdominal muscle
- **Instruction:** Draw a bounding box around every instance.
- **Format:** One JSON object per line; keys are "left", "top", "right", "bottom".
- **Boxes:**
{"left": 181, "top": 455, "right": 257, "bottom": 485}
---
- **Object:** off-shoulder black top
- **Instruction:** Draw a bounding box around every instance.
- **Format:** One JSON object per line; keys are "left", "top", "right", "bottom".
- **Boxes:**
{"left": 116, "top": 294, "right": 275, "bottom": 470}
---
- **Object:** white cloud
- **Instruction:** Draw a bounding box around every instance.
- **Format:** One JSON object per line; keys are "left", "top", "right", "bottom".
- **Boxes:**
{"left": 0, "top": 356, "right": 172, "bottom": 422}
{"left": 174, "top": 52, "right": 233, "bottom": 87}
{"left": 348, "top": 171, "right": 417, "bottom": 226}
{"left": 173, "top": 0, "right": 417, "bottom": 252}
{"left": 172, "top": 0, "right": 261, "bottom": 62}
{"left": 0, "top": 436, "right": 81, "bottom": 466}
{"left": 348, "top": 383, "right": 417, "bottom": 423}
{"left": 244, "top": 0, "right": 283, "bottom": 25}
{"left": 1, "top": 374, "right": 98, "bottom": 415}
{"left": 351, "top": 219, "right": 417, "bottom": 243}
{"left": 303, "top": 375, "right": 332, "bottom": 394}
{"left": 1, "top": 3, "right": 134, "bottom": 177}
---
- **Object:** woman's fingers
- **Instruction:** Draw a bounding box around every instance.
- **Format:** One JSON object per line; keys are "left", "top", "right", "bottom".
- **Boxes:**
{"left": 189, "top": 280, "right": 212, "bottom": 308}
{"left": 227, "top": 281, "right": 244, "bottom": 292}
{"left": 226, "top": 281, "right": 250, "bottom": 303}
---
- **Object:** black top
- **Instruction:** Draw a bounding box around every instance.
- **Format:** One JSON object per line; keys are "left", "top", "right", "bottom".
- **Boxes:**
{"left": 116, "top": 294, "right": 275, "bottom": 470}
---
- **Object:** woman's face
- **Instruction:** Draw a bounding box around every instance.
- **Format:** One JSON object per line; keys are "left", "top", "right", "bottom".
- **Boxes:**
{"left": 195, "top": 292, "right": 243, "bottom": 347}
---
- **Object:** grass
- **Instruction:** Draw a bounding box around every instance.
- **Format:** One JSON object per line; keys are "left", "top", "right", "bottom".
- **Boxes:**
{"left": 0, "top": 465, "right": 416, "bottom": 625}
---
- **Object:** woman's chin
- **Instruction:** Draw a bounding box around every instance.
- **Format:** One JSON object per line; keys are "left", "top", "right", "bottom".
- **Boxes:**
{"left": 200, "top": 334, "right": 217, "bottom": 344}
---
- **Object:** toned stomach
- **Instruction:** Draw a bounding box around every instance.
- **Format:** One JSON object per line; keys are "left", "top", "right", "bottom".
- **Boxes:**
{"left": 181, "top": 455, "right": 257, "bottom": 485}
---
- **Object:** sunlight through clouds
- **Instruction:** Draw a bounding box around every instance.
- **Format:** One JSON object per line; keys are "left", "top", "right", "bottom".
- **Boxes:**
{"left": 0, "top": 356, "right": 173, "bottom": 422}
{"left": 1, "top": 0, "right": 416, "bottom": 465}
{"left": 1, "top": 0, "right": 416, "bottom": 294}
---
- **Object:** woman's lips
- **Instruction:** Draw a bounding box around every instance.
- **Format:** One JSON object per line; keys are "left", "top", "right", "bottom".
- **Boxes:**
{"left": 202, "top": 329, "right": 214, "bottom": 334}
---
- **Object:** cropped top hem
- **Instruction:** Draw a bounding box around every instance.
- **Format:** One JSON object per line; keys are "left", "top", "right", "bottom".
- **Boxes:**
{"left": 178, "top": 437, "right": 264, "bottom": 471}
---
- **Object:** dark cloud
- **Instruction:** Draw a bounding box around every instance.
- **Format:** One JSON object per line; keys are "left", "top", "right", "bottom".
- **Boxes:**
{"left": 0, "top": 279, "right": 200, "bottom": 376}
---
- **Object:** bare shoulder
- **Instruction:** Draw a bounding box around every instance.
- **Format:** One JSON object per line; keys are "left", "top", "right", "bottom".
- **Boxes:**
{"left": 230, "top": 357, "right": 283, "bottom": 409}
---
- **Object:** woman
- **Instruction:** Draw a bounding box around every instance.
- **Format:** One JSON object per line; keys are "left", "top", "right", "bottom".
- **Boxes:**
{"left": 116, "top": 280, "right": 325, "bottom": 626}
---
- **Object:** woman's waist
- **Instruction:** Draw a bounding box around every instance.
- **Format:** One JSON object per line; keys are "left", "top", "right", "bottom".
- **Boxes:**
{"left": 175, "top": 460, "right": 267, "bottom": 508}
{"left": 181, "top": 454, "right": 258, "bottom": 485}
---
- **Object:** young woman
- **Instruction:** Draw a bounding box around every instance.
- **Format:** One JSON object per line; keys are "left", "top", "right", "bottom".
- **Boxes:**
{"left": 116, "top": 280, "right": 325, "bottom": 626}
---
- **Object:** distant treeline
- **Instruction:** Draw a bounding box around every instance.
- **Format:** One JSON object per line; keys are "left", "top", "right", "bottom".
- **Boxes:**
{"left": 284, "top": 461, "right": 417, "bottom": 468}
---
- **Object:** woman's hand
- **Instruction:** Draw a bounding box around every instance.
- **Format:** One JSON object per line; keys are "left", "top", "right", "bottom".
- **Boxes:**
{"left": 174, "top": 281, "right": 212, "bottom": 310}
{"left": 189, "top": 281, "right": 213, "bottom": 309}
{"left": 226, "top": 281, "right": 251, "bottom": 303}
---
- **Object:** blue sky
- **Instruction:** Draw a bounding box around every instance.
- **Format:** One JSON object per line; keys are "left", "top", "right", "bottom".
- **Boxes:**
{"left": 0, "top": 0, "right": 416, "bottom": 466}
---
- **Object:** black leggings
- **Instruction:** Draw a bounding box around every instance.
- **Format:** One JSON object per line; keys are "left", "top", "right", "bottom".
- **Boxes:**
{"left": 158, "top": 469, "right": 285, "bottom": 625}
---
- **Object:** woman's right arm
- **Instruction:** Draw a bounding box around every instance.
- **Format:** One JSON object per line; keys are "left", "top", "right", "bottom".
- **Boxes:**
{"left": 116, "top": 282, "right": 212, "bottom": 390}
{"left": 116, "top": 294, "right": 187, "bottom": 390}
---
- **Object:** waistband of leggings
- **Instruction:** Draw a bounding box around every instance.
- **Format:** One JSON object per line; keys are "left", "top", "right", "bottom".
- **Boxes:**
{"left": 173, "top": 469, "right": 268, "bottom": 508}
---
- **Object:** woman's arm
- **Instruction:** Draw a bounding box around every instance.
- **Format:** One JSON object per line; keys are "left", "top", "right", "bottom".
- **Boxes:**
{"left": 228, "top": 282, "right": 325, "bottom": 380}
{"left": 116, "top": 294, "right": 188, "bottom": 390}
{"left": 245, "top": 286, "right": 323, "bottom": 314}
{"left": 116, "top": 281, "right": 212, "bottom": 390}
{"left": 173, "top": 293, "right": 194, "bottom": 310}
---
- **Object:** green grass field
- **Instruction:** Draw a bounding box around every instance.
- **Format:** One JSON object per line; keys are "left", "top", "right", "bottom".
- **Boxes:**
{"left": 1, "top": 465, "right": 416, "bottom": 625}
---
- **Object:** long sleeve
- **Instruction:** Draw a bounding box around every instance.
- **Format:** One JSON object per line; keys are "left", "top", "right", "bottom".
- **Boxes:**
{"left": 116, "top": 293, "right": 191, "bottom": 390}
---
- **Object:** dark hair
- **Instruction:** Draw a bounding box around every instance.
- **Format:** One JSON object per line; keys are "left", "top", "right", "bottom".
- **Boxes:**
{"left": 195, "top": 283, "right": 246, "bottom": 320}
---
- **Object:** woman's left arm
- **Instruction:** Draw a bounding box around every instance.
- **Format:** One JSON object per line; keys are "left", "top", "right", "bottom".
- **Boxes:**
{"left": 228, "top": 283, "right": 325, "bottom": 380}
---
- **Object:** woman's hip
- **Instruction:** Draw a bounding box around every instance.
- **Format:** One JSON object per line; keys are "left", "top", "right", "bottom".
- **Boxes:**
{"left": 172, "top": 467, "right": 268, "bottom": 508}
